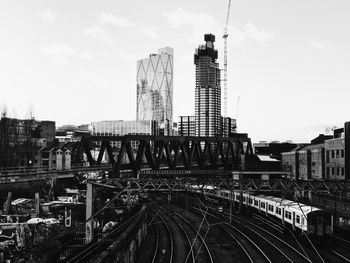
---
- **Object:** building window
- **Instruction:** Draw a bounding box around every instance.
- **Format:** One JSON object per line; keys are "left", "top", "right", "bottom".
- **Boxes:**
{"left": 332, "top": 167, "right": 335, "bottom": 175}
{"left": 337, "top": 167, "right": 340, "bottom": 175}
{"left": 326, "top": 151, "right": 330, "bottom": 163}
{"left": 336, "top": 150, "right": 340, "bottom": 158}
{"left": 341, "top": 149, "right": 344, "bottom": 158}
{"left": 331, "top": 150, "right": 335, "bottom": 158}
{"left": 342, "top": 167, "right": 345, "bottom": 176}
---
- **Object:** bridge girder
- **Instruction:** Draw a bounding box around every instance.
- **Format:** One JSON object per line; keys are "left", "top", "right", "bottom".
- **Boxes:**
{"left": 90, "top": 178, "right": 346, "bottom": 193}
{"left": 74, "top": 135, "right": 254, "bottom": 177}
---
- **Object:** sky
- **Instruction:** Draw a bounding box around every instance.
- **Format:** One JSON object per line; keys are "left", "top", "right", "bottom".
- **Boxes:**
{"left": 1, "top": 0, "right": 350, "bottom": 143}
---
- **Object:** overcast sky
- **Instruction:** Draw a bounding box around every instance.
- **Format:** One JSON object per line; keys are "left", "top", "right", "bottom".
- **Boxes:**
{"left": 1, "top": 0, "right": 350, "bottom": 143}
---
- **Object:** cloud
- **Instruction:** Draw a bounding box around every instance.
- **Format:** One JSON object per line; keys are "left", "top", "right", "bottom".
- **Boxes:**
{"left": 41, "top": 45, "right": 76, "bottom": 65}
{"left": 162, "top": 8, "right": 275, "bottom": 46}
{"left": 162, "top": 8, "right": 219, "bottom": 44}
{"left": 97, "top": 12, "right": 131, "bottom": 28}
{"left": 311, "top": 42, "right": 332, "bottom": 50}
{"left": 41, "top": 44, "right": 93, "bottom": 66}
{"left": 311, "top": 42, "right": 336, "bottom": 56}
{"left": 230, "top": 23, "right": 275, "bottom": 46}
{"left": 39, "top": 10, "right": 56, "bottom": 22}
{"left": 77, "top": 51, "right": 94, "bottom": 60}
{"left": 85, "top": 25, "right": 112, "bottom": 45}
{"left": 85, "top": 12, "right": 131, "bottom": 44}
{"left": 243, "top": 23, "right": 275, "bottom": 43}
{"left": 142, "top": 27, "right": 159, "bottom": 40}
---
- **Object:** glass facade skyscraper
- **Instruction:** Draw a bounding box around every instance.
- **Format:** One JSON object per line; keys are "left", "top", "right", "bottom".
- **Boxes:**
{"left": 194, "top": 34, "right": 221, "bottom": 137}
{"left": 136, "top": 47, "right": 174, "bottom": 135}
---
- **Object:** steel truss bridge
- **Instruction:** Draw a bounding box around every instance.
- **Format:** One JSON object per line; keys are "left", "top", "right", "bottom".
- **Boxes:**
{"left": 73, "top": 134, "right": 255, "bottom": 177}
{"left": 90, "top": 177, "right": 348, "bottom": 194}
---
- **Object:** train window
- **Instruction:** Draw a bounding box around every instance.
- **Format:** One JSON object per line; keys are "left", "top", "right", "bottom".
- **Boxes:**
{"left": 249, "top": 198, "right": 253, "bottom": 204}
{"left": 254, "top": 200, "right": 258, "bottom": 206}
{"left": 243, "top": 197, "right": 246, "bottom": 202}
{"left": 285, "top": 211, "right": 292, "bottom": 220}
{"left": 261, "top": 202, "right": 265, "bottom": 209}
{"left": 296, "top": 215, "right": 300, "bottom": 224}
{"left": 268, "top": 204, "right": 273, "bottom": 212}
{"left": 302, "top": 218, "right": 305, "bottom": 225}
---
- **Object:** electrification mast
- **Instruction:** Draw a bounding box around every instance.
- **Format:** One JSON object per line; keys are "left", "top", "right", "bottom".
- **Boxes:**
{"left": 223, "top": 0, "right": 231, "bottom": 118}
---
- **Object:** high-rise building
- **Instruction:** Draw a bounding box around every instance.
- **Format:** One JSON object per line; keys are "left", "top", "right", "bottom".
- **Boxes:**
{"left": 194, "top": 34, "right": 221, "bottom": 137}
{"left": 136, "top": 47, "right": 174, "bottom": 135}
{"left": 222, "top": 117, "right": 237, "bottom": 137}
{"left": 179, "top": 116, "right": 196, "bottom": 136}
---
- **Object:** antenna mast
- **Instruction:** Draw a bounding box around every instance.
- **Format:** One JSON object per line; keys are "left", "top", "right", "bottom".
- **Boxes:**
{"left": 223, "top": 0, "right": 232, "bottom": 118}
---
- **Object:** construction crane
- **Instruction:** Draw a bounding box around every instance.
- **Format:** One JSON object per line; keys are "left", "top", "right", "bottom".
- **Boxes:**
{"left": 236, "top": 96, "right": 240, "bottom": 120}
{"left": 223, "top": 0, "right": 232, "bottom": 118}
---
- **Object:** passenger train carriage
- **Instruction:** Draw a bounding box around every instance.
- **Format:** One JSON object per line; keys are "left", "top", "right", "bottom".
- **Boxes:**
{"left": 195, "top": 187, "right": 333, "bottom": 238}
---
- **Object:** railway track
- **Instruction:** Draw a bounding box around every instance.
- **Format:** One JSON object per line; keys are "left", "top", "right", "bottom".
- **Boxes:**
{"left": 191, "top": 195, "right": 318, "bottom": 263}
{"left": 61, "top": 208, "right": 145, "bottom": 263}
{"left": 192, "top": 205, "right": 309, "bottom": 263}
{"left": 165, "top": 206, "right": 214, "bottom": 263}
{"left": 148, "top": 207, "right": 173, "bottom": 263}
{"left": 137, "top": 204, "right": 195, "bottom": 263}
{"left": 328, "top": 236, "right": 350, "bottom": 262}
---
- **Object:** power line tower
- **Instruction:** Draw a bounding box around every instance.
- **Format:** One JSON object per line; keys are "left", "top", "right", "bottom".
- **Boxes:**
{"left": 223, "top": 0, "right": 232, "bottom": 118}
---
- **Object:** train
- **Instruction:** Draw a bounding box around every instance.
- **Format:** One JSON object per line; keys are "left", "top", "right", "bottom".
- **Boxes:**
{"left": 194, "top": 187, "right": 333, "bottom": 238}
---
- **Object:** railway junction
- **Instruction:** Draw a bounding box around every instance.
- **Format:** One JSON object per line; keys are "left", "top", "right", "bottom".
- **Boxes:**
{"left": 1, "top": 134, "right": 350, "bottom": 262}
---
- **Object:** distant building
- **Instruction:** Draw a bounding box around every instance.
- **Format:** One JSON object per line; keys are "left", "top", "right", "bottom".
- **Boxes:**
{"left": 222, "top": 117, "right": 237, "bottom": 137}
{"left": 90, "top": 120, "right": 158, "bottom": 149}
{"left": 179, "top": 116, "right": 195, "bottom": 137}
{"left": 194, "top": 34, "right": 221, "bottom": 137}
{"left": 254, "top": 141, "right": 299, "bottom": 160}
{"left": 136, "top": 47, "right": 174, "bottom": 135}
{"left": 281, "top": 123, "right": 350, "bottom": 181}
{"left": 55, "top": 124, "right": 89, "bottom": 143}
{"left": 38, "top": 147, "right": 71, "bottom": 170}
{"left": 325, "top": 135, "right": 345, "bottom": 180}
{"left": 0, "top": 117, "right": 55, "bottom": 167}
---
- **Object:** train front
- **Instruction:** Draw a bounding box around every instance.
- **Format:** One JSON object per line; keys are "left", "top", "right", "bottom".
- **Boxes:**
{"left": 307, "top": 210, "right": 333, "bottom": 241}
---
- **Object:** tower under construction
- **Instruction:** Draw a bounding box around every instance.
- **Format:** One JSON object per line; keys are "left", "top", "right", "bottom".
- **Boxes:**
{"left": 194, "top": 34, "right": 221, "bottom": 137}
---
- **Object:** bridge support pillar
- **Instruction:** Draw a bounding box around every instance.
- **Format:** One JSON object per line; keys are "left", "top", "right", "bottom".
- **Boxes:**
{"left": 35, "top": 192, "right": 40, "bottom": 217}
{"left": 86, "top": 182, "right": 95, "bottom": 243}
{"left": 238, "top": 191, "right": 243, "bottom": 213}
{"left": 4, "top": 192, "right": 12, "bottom": 214}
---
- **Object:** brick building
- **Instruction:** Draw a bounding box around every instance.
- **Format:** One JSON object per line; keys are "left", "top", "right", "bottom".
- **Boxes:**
{"left": 281, "top": 122, "right": 350, "bottom": 181}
